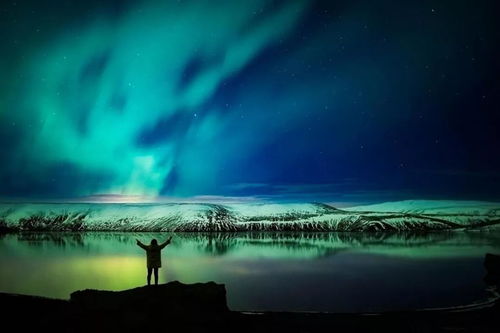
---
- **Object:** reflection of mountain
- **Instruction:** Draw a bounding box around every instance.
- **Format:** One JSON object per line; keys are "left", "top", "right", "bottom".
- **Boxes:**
{"left": 17, "top": 233, "right": 86, "bottom": 248}
{"left": 182, "top": 231, "right": 500, "bottom": 258}
{"left": 0, "top": 200, "right": 499, "bottom": 232}
{"left": 3, "top": 231, "right": 500, "bottom": 259}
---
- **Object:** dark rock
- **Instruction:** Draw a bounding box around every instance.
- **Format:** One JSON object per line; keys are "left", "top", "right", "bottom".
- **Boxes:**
{"left": 70, "top": 280, "right": 229, "bottom": 314}
{"left": 484, "top": 253, "right": 500, "bottom": 286}
{"left": 1, "top": 280, "right": 498, "bottom": 332}
{"left": 484, "top": 253, "right": 500, "bottom": 275}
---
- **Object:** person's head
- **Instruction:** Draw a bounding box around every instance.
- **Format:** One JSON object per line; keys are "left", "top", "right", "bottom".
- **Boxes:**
{"left": 151, "top": 239, "right": 158, "bottom": 246}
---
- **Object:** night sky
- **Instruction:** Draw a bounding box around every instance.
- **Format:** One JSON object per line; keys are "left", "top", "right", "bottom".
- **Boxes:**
{"left": 0, "top": 0, "right": 499, "bottom": 203}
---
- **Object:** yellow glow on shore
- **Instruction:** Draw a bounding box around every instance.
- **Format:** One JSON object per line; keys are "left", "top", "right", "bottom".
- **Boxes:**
{"left": 0, "top": 254, "right": 228, "bottom": 299}
{"left": 0, "top": 256, "right": 145, "bottom": 299}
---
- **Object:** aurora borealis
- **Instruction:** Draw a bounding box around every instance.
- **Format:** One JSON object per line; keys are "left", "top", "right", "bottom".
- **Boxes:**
{"left": 0, "top": 0, "right": 499, "bottom": 202}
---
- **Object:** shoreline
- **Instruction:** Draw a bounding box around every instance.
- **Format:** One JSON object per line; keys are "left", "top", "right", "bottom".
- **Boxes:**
{"left": 1, "top": 281, "right": 498, "bottom": 332}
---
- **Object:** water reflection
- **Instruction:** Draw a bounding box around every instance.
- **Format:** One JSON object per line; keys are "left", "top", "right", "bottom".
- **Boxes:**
{"left": 4, "top": 231, "right": 500, "bottom": 258}
{"left": 0, "top": 231, "right": 499, "bottom": 312}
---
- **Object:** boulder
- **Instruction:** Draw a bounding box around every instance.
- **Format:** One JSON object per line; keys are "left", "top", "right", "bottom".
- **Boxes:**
{"left": 484, "top": 253, "right": 500, "bottom": 286}
{"left": 70, "top": 280, "right": 229, "bottom": 314}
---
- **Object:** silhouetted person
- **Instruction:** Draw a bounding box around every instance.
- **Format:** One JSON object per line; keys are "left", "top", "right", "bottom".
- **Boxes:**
{"left": 136, "top": 236, "right": 172, "bottom": 286}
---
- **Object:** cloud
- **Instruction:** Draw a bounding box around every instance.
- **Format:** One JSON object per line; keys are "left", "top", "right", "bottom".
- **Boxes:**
{"left": 223, "top": 181, "right": 416, "bottom": 204}
{"left": 65, "top": 194, "right": 260, "bottom": 204}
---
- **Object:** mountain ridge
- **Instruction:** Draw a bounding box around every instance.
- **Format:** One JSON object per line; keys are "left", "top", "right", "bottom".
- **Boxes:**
{"left": 0, "top": 200, "right": 498, "bottom": 232}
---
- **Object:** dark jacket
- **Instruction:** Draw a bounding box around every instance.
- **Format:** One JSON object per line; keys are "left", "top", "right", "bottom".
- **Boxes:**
{"left": 137, "top": 240, "right": 170, "bottom": 268}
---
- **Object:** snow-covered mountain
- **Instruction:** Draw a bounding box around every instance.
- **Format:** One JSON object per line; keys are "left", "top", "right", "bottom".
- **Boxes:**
{"left": 345, "top": 200, "right": 500, "bottom": 215}
{"left": 0, "top": 200, "right": 498, "bottom": 232}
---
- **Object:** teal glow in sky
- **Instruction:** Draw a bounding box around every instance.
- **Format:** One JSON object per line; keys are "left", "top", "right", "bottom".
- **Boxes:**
{"left": 1, "top": 0, "right": 499, "bottom": 201}
{"left": 5, "top": 0, "right": 307, "bottom": 197}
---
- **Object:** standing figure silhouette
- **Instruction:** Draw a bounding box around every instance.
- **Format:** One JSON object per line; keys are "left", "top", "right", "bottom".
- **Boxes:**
{"left": 136, "top": 236, "right": 172, "bottom": 286}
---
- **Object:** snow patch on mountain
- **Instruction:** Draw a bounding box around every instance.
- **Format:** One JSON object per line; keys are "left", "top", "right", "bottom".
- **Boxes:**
{"left": 0, "top": 200, "right": 498, "bottom": 232}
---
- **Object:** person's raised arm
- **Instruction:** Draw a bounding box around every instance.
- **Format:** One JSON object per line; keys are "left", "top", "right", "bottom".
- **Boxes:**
{"left": 136, "top": 239, "right": 148, "bottom": 250}
{"left": 160, "top": 236, "right": 173, "bottom": 249}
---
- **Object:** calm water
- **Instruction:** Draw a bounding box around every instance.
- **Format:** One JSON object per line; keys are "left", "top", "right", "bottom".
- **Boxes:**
{"left": 1, "top": 231, "right": 499, "bottom": 312}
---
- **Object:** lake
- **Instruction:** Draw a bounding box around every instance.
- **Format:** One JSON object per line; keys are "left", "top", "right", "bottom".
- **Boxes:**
{"left": 1, "top": 231, "right": 499, "bottom": 313}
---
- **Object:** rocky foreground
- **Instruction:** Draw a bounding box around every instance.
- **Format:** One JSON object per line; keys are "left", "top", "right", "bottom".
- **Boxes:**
{"left": 1, "top": 255, "right": 499, "bottom": 333}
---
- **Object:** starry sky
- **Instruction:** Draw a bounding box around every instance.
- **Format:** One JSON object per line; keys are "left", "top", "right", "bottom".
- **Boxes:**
{"left": 0, "top": 0, "right": 499, "bottom": 203}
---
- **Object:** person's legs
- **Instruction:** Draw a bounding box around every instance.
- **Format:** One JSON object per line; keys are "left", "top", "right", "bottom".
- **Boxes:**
{"left": 147, "top": 268, "right": 152, "bottom": 286}
{"left": 153, "top": 267, "right": 159, "bottom": 285}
